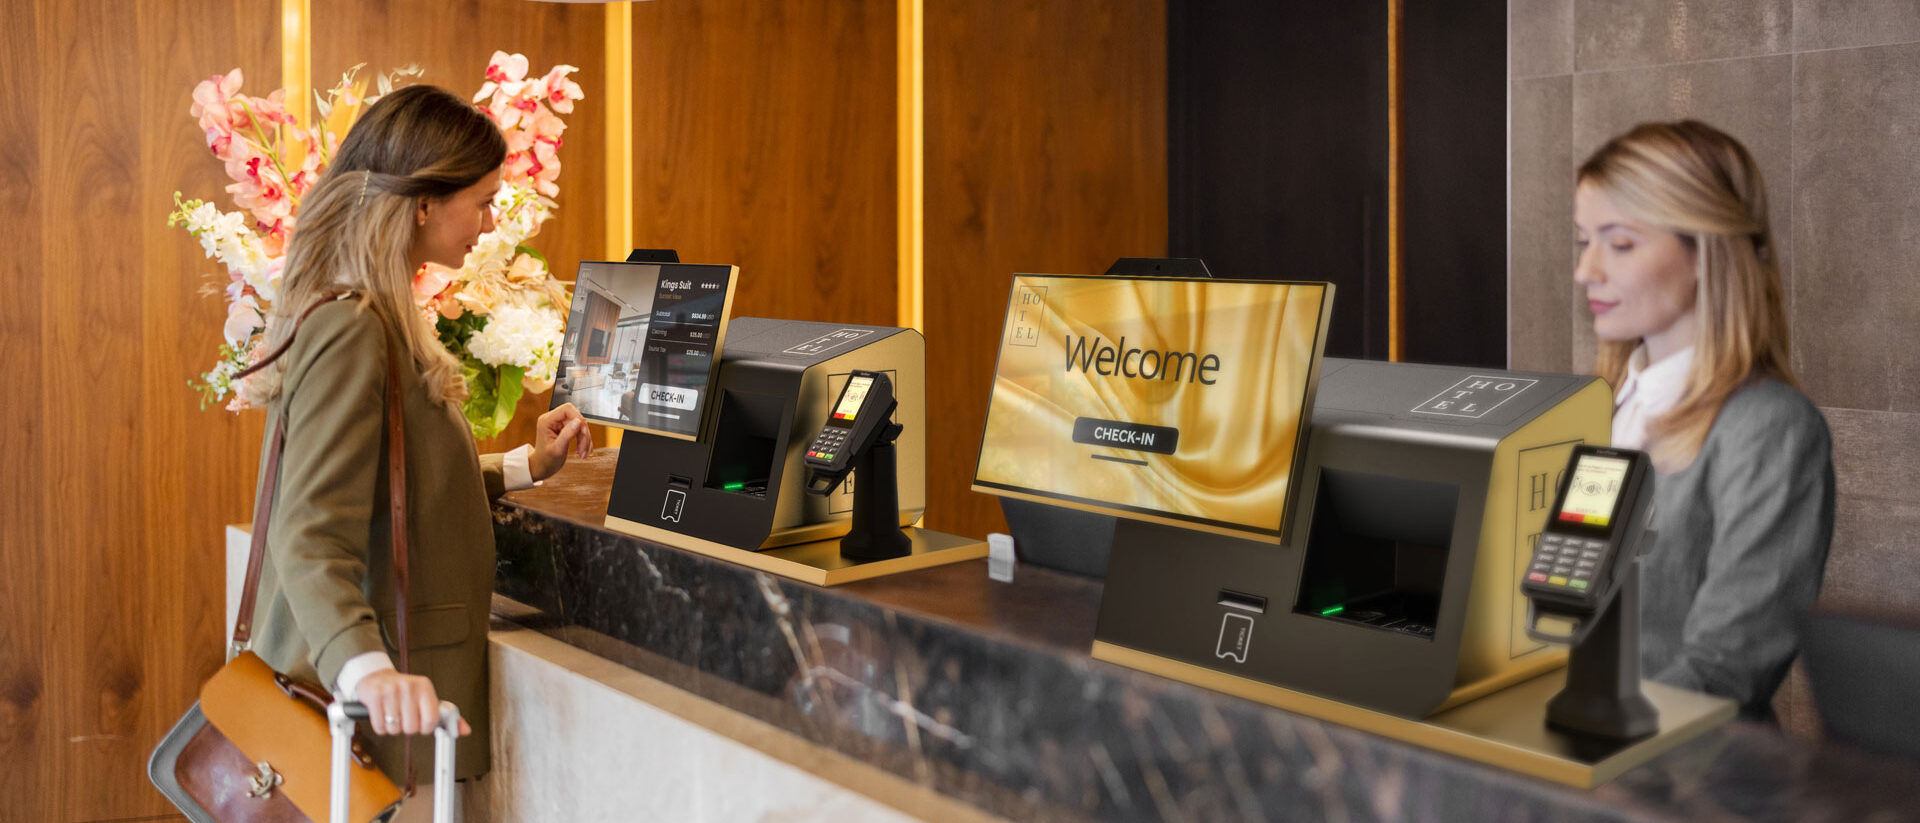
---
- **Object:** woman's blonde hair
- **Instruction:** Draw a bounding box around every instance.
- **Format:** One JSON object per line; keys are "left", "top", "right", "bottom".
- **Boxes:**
{"left": 1578, "top": 120, "right": 1797, "bottom": 468}
{"left": 241, "top": 85, "right": 506, "bottom": 408}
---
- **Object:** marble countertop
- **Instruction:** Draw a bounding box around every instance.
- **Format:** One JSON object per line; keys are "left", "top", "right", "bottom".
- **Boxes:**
{"left": 491, "top": 449, "right": 1920, "bottom": 822}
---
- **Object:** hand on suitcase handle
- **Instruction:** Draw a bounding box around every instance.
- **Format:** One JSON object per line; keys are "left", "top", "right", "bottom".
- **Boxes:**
{"left": 350, "top": 670, "right": 471, "bottom": 736}
{"left": 328, "top": 699, "right": 464, "bottom": 823}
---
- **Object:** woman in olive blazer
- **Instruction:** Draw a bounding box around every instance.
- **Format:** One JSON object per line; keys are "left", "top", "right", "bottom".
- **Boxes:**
{"left": 239, "top": 86, "right": 590, "bottom": 783}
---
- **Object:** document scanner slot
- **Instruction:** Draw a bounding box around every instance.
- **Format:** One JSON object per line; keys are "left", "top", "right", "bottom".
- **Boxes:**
{"left": 1295, "top": 468, "right": 1458, "bottom": 639}
{"left": 705, "top": 389, "right": 784, "bottom": 497}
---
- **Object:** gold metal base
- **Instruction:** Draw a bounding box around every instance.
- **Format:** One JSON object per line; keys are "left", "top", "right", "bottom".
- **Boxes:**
{"left": 1092, "top": 641, "right": 1735, "bottom": 788}
{"left": 607, "top": 516, "right": 987, "bottom": 586}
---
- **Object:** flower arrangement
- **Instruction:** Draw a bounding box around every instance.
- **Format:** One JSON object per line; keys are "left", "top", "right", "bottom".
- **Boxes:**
{"left": 172, "top": 52, "right": 584, "bottom": 439}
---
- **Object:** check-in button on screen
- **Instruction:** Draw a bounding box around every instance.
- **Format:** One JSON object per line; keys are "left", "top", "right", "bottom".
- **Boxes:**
{"left": 639, "top": 383, "right": 700, "bottom": 411}
{"left": 1072, "top": 418, "right": 1180, "bottom": 455}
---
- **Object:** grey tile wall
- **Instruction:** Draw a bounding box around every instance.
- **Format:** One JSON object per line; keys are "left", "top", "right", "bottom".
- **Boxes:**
{"left": 1508, "top": 0, "right": 1920, "bottom": 740}
{"left": 1511, "top": 0, "right": 1575, "bottom": 77}
{"left": 1821, "top": 408, "right": 1920, "bottom": 612}
{"left": 1791, "top": 42, "right": 1920, "bottom": 414}
{"left": 1574, "top": 0, "right": 1792, "bottom": 71}
{"left": 1794, "top": 0, "right": 1920, "bottom": 51}
{"left": 1509, "top": 76, "right": 1574, "bottom": 373}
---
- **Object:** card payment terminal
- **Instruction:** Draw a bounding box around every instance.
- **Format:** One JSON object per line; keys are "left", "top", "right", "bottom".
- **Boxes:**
{"left": 1523, "top": 444, "right": 1660, "bottom": 739}
{"left": 803, "top": 371, "right": 897, "bottom": 489}
{"left": 1523, "top": 445, "right": 1654, "bottom": 610}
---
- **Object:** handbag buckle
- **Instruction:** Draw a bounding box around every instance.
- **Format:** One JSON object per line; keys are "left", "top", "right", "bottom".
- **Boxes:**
{"left": 246, "top": 761, "right": 283, "bottom": 798}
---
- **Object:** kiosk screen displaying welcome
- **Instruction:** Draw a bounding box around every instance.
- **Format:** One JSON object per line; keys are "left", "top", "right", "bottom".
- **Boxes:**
{"left": 972, "top": 274, "right": 1332, "bottom": 541}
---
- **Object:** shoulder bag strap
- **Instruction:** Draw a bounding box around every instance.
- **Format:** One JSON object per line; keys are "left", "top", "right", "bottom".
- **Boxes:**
{"left": 229, "top": 292, "right": 413, "bottom": 668}
{"left": 228, "top": 291, "right": 420, "bottom": 794}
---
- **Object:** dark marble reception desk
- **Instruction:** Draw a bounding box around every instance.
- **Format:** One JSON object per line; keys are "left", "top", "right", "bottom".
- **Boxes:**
{"left": 491, "top": 450, "right": 1920, "bottom": 822}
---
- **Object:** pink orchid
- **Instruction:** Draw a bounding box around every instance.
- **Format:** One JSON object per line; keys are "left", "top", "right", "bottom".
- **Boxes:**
{"left": 539, "top": 65, "right": 583, "bottom": 114}
{"left": 414, "top": 263, "right": 457, "bottom": 309}
{"left": 223, "top": 299, "right": 263, "bottom": 345}
{"left": 190, "top": 69, "right": 244, "bottom": 128}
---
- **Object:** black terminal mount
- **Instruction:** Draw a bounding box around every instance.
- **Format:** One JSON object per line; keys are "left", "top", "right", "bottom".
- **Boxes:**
{"left": 626, "top": 248, "right": 680, "bottom": 263}
{"left": 804, "top": 371, "right": 910, "bottom": 560}
{"left": 1102, "top": 257, "right": 1213, "bottom": 278}
{"left": 1524, "top": 445, "right": 1659, "bottom": 739}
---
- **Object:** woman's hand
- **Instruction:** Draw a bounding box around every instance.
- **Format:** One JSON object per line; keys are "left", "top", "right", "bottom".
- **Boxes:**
{"left": 354, "top": 670, "right": 471, "bottom": 736}
{"left": 529, "top": 402, "right": 593, "bottom": 481}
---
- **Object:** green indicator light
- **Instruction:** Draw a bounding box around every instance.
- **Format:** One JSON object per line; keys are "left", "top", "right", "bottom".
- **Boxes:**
{"left": 1320, "top": 605, "right": 1346, "bottom": 616}
{"left": 723, "top": 482, "right": 745, "bottom": 491}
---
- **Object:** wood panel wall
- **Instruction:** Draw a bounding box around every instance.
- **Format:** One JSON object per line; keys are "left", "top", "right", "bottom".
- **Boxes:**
{"left": 626, "top": 0, "right": 898, "bottom": 327}
{"left": 0, "top": 1, "right": 280, "bottom": 820}
{"left": 920, "top": 1, "right": 1168, "bottom": 538}
{"left": 0, "top": 2, "right": 606, "bottom": 820}
{"left": 313, "top": 0, "right": 609, "bottom": 456}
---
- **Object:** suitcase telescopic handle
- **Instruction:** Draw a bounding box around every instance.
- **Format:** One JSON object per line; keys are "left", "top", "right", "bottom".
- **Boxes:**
{"left": 328, "top": 700, "right": 461, "bottom": 823}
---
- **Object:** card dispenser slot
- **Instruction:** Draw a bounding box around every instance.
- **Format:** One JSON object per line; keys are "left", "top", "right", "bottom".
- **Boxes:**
{"left": 1217, "top": 589, "right": 1268, "bottom": 614}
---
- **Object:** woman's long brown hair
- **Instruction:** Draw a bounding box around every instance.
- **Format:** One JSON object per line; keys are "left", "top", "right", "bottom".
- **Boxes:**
{"left": 242, "top": 85, "right": 507, "bottom": 407}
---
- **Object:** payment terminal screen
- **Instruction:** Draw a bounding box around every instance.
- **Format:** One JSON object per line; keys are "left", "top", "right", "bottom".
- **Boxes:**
{"left": 972, "top": 274, "right": 1331, "bottom": 541}
{"left": 552, "top": 261, "right": 736, "bottom": 440}
{"left": 833, "top": 376, "right": 872, "bottom": 423}
{"left": 1557, "top": 454, "right": 1630, "bottom": 528}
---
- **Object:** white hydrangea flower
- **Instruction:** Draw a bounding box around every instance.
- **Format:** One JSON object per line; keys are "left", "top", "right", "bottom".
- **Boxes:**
{"left": 467, "top": 303, "right": 563, "bottom": 380}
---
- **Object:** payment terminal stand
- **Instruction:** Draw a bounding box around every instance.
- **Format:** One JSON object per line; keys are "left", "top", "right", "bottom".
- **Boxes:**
{"left": 1523, "top": 445, "right": 1660, "bottom": 739}
{"left": 803, "top": 371, "right": 911, "bottom": 560}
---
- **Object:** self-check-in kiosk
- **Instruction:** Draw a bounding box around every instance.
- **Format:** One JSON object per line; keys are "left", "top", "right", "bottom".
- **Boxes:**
{"left": 973, "top": 273, "right": 1736, "bottom": 788}
{"left": 556, "top": 257, "right": 985, "bottom": 585}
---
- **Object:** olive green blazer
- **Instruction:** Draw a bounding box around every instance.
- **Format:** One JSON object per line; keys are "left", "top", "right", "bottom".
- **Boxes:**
{"left": 247, "top": 298, "right": 504, "bottom": 780}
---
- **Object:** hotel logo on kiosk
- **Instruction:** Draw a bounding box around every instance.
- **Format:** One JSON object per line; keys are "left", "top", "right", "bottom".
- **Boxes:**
{"left": 975, "top": 274, "right": 1333, "bottom": 542}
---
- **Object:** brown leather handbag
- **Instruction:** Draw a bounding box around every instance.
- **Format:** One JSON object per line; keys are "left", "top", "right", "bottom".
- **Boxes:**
{"left": 149, "top": 295, "right": 414, "bottom": 823}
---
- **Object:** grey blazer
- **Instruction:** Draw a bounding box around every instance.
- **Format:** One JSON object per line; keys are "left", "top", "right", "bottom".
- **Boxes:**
{"left": 1638, "top": 378, "right": 1835, "bottom": 720}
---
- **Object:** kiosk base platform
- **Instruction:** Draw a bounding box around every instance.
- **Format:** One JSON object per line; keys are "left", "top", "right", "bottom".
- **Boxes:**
{"left": 1092, "top": 641, "right": 1734, "bottom": 788}
{"left": 608, "top": 518, "right": 987, "bottom": 586}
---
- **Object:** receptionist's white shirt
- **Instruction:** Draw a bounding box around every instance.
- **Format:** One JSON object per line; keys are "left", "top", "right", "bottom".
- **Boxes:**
{"left": 1611, "top": 345, "right": 1695, "bottom": 450}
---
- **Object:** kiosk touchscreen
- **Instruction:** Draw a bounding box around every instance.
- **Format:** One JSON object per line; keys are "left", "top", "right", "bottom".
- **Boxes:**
{"left": 551, "top": 261, "right": 738, "bottom": 440}
{"left": 973, "top": 274, "right": 1334, "bottom": 541}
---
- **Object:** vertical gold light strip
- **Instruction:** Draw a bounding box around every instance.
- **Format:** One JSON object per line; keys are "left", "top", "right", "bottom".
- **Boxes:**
{"left": 603, "top": 2, "right": 635, "bottom": 450}
{"left": 281, "top": 0, "right": 311, "bottom": 125}
{"left": 896, "top": 0, "right": 925, "bottom": 331}
{"left": 605, "top": 1, "right": 634, "bottom": 261}
{"left": 1386, "top": 0, "right": 1405, "bottom": 362}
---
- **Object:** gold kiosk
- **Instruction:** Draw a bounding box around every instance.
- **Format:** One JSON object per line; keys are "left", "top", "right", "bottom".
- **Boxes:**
{"left": 555, "top": 257, "right": 983, "bottom": 586}
{"left": 972, "top": 273, "right": 1734, "bottom": 788}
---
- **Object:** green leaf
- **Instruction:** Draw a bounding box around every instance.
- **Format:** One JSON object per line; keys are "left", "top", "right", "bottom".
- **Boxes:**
{"left": 460, "top": 361, "right": 526, "bottom": 440}
{"left": 513, "top": 244, "right": 548, "bottom": 265}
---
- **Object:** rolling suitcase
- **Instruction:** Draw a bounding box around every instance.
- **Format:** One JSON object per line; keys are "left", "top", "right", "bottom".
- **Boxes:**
{"left": 328, "top": 700, "right": 461, "bottom": 823}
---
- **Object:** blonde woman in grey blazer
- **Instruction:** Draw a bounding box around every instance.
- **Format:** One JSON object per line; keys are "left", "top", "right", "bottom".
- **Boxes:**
{"left": 1571, "top": 120, "right": 1834, "bottom": 720}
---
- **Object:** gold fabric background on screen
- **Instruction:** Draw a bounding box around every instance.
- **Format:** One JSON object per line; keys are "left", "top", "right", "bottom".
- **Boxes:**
{"left": 976, "top": 276, "right": 1327, "bottom": 537}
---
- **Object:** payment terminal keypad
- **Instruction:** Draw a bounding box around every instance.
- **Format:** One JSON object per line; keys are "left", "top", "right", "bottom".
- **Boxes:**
{"left": 806, "top": 427, "right": 849, "bottom": 462}
{"left": 1527, "top": 534, "right": 1607, "bottom": 594}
